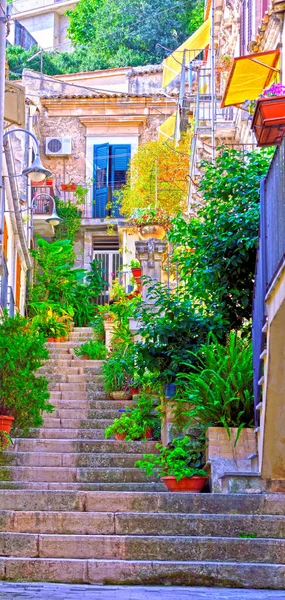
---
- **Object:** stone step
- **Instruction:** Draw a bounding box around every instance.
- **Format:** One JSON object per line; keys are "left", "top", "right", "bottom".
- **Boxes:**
{"left": 48, "top": 375, "right": 87, "bottom": 384}
{"left": 48, "top": 384, "right": 86, "bottom": 392}
{"left": 38, "top": 367, "right": 84, "bottom": 376}
{"left": 47, "top": 409, "right": 90, "bottom": 419}
{"left": 24, "top": 429, "right": 107, "bottom": 440}
{"left": 0, "top": 532, "right": 283, "bottom": 563}
{"left": 0, "top": 482, "right": 165, "bottom": 491}
{"left": 89, "top": 400, "right": 134, "bottom": 410}
{"left": 0, "top": 557, "right": 283, "bottom": 587}
{"left": 0, "top": 466, "right": 158, "bottom": 484}
{"left": 13, "top": 440, "right": 158, "bottom": 455}
{"left": 0, "top": 491, "right": 284, "bottom": 515}
{"left": 49, "top": 400, "right": 89, "bottom": 410}
{"left": 0, "top": 510, "right": 284, "bottom": 538}
{"left": 42, "top": 418, "right": 112, "bottom": 429}
{"left": 44, "top": 360, "right": 103, "bottom": 369}
{"left": 87, "top": 409, "right": 128, "bottom": 419}
{"left": 0, "top": 453, "right": 145, "bottom": 469}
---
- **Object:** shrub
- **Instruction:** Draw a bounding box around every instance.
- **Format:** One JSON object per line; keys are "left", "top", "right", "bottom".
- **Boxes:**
{"left": 0, "top": 312, "right": 53, "bottom": 435}
{"left": 74, "top": 340, "right": 107, "bottom": 360}
{"left": 105, "top": 392, "right": 160, "bottom": 441}
{"left": 176, "top": 332, "right": 254, "bottom": 442}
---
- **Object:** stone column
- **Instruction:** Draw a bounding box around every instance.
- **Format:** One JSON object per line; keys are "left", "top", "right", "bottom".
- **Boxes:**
{"left": 135, "top": 238, "right": 168, "bottom": 303}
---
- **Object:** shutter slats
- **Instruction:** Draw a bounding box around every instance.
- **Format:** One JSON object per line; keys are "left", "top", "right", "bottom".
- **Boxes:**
{"left": 110, "top": 145, "right": 131, "bottom": 218}
{"left": 93, "top": 144, "right": 109, "bottom": 218}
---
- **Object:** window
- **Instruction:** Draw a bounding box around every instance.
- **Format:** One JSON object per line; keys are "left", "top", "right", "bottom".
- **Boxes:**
{"left": 93, "top": 143, "right": 131, "bottom": 218}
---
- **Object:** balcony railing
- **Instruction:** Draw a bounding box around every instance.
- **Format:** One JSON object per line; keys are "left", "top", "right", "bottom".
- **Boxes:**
{"left": 7, "top": 286, "right": 15, "bottom": 317}
{"left": 252, "top": 138, "right": 285, "bottom": 422}
{"left": 0, "top": 255, "right": 8, "bottom": 310}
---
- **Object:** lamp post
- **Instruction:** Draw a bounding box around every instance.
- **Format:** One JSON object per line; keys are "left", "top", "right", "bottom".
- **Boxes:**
{"left": 32, "top": 193, "right": 63, "bottom": 227}
{"left": 3, "top": 128, "right": 52, "bottom": 182}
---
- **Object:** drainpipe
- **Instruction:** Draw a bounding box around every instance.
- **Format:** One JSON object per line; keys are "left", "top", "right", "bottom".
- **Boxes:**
{"left": 0, "top": 0, "right": 7, "bottom": 275}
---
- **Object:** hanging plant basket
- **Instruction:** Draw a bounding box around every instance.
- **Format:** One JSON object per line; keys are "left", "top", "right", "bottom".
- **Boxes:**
{"left": 251, "top": 96, "right": 285, "bottom": 146}
{"left": 61, "top": 183, "right": 77, "bottom": 192}
{"left": 139, "top": 225, "right": 166, "bottom": 240}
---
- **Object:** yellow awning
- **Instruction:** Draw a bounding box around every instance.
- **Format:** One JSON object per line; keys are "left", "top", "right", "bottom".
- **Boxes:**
{"left": 221, "top": 50, "right": 280, "bottom": 108}
{"left": 162, "top": 19, "right": 211, "bottom": 89}
{"left": 158, "top": 111, "right": 177, "bottom": 140}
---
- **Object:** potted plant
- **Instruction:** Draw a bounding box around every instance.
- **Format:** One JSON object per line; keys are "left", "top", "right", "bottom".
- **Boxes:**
{"left": 74, "top": 339, "right": 107, "bottom": 360}
{"left": 45, "top": 178, "right": 53, "bottom": 186}
{"left": 105, "top": 392, "right": 160, "bottom": 441}
{"left": 135, "top": 433, "right": 208, "bottom": 492}
{"left": 128, "top": 207, "right": 171, "bottom": 239}
{"left": 0, "top": 311, "right": 53, "bottom": 436}
{"left": 251, "top": 83, "right": 285, "bottom": 146}
{"left": 130, "top": 259, "right": 142, "bottom": 279}
{"left": 61, "top": 181, "right": 77, "bottom": 192}
{"left": 102, "top": 350, "right": 133, "bottom": 400}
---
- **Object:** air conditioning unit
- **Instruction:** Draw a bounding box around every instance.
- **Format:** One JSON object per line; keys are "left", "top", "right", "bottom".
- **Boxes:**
{"left": 45, "top": 136, "right": 72, "bottom": 156}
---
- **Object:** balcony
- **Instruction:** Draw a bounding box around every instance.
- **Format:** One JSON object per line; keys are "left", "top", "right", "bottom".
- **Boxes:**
{"left": 32, "top": 188, "right": 55, "bottom": 237}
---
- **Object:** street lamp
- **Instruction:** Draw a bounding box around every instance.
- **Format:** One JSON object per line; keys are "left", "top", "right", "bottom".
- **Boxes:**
{"left": 3, "top": 128, "right": 52, "bottom": 182}
{"left": 32, "top": 193, "right": 63, "bottom": 227}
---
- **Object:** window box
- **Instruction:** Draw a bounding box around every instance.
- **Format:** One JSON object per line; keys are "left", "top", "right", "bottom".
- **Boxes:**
{"left": 61, "top": 183, "right": 77, "bottom": 192}
{"left": 251, "top": 96, "right": 285, "bottom": 146}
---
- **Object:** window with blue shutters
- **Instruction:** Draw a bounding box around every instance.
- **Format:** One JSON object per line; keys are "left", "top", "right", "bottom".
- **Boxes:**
{"left": 93, "top": 143, "right": 131, "bottom": 218}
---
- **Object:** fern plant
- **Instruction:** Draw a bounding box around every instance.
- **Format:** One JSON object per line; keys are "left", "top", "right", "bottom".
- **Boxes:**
{"left": 74, "top": 340, "right": 107, "bottom": 360}
{"left": 176, "top": 332, "right": 254, "bottom": 443}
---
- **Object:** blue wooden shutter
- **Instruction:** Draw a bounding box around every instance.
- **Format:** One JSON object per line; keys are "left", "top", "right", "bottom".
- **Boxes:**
{"left": 110, "top": 145, "right": 131, "bottom": 217}
{"left": 93, "top": 144, "right": 109, "bottom": 218}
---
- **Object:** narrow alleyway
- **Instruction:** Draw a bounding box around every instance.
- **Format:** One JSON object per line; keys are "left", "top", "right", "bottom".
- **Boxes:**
{"left": 0, "top": 329, "right": 284, "bottom": 588}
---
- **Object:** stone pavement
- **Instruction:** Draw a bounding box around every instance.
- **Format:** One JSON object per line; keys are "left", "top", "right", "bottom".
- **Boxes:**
{"left": 0, "top": 584, "right": 284, "bottom": 599}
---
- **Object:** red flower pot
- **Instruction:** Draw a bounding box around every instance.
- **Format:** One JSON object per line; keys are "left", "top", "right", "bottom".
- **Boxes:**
{"left": 61, "top": 183, "right": 77, "bottom": 192}
{"left": 45, "top": 179, "right": 53, "bottom": 186}
{"left": 47, "top": 337, "right": 55, "bottom": 343}
{"left": 161, "top": 476, "right": 208, "bottom": 493}
{"left": 131, "top": 387, "right": 140, "bottom": 395}
{"left": 0, "top": 415, "right": 14, "bottom": 434}
{"left": 131, "top": 267, "right": 142, "bottom": 278}
{"left": 251, "top": 96, "right": 285, "bottom": 146}
{"left": 115, "top": 433, "right": 127, "bottom": 441}
{"left": 144, "top": 427, "right": 153, "bottom": 439}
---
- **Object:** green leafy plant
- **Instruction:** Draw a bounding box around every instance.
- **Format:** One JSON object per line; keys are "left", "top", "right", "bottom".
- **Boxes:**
{"left": 169, "top": 146, "right": 274, "bottom": 333}
{"left": 54, "top": 198, "right": 82, "bottom": 242}
{"left": 130, "top": 259, "right": 141, "bottom": 269}
{"left": 0, "top": 311, "right": 53, "bottom": 435}
{"left": 238, "top": 532, "right": 257, "bottom": 539}
{"left": 102, "top": 347, "right": 134, "bottom": 393}
{"left": 74, "top": 340, "right": 107, "bottom": 360}
{"left": 176, "top": 332, "right": 254, "bottom": 444}
{"left": 0, "top": 431, "right": 13, "bottom": 452}
{"left": 105, "top": 392, "right": 160, "bottom": 441}
{"left": 135, "top": 433, "right": 207, "bottom": 480}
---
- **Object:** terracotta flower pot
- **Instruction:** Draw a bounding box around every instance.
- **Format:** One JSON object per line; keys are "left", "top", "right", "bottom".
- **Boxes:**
{"left": 47, "top": 337, "right": 55, "bottom": 343}
{"left": 161, "top": 476, "right": 208, "bottom": 493}
{"left": 61, "top": 183, "right": 77, "bottom": 192}
{"left": 251, "top": 96, "right": 285, "bottom": 146}
{"left": 54, "top": 338, "right": 61, "bottom": 343}
{"left": 131, "top": 387, "right": 140, "bottom": 396}
{"left": 0, "top": 415, "right": 14, "bottom": 434}
{"left": 82, "top": 354, "right": 90, "bottom": 360}
{"left": 111, "top": 391, "right": 132, "bottom": 400}
{"left": 131, "top": 267, "right": 142, "bottom": 278}
{"left": 115, "top": 433, "right": 127, "bottom": 441}
{"left": 45, "top": 179, "right": 53, "bottom": 186}
{"left": 144, "top": 427, "right": 153, "bottom": 439}
{"left": 139, "top": 225, "right": 166, "bottom": 240}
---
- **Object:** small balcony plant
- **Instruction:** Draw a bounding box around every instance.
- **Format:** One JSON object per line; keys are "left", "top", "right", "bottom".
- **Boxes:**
{"left": 251, "top": 83, "right": 285, "bottom": 146}
{"left": 128, "top": 207, "right": 171, "bottom": 239}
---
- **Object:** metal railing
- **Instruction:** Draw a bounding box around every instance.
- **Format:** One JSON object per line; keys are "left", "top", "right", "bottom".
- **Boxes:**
{"left": 0, "top": 255, "right": 8, "bottom": 310}
{"left": 7, "top": 286, "right": 15, "bottom": 317}
{"left": 32, "top": 191, "right": 53, "bottom": 215}
{"left": 252, "top": 138, "right": 285, "bottom": 422}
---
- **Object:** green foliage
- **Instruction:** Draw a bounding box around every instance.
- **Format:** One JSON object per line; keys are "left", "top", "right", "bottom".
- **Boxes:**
{"left": 238, "top": 532, "right": 257, "bottom": 539}
{"left": 54, "top": 198, "right": 82, "bottom": 243}
{"left": 105, "top": 392, "right": 160, "bottom": 440}
{"left": 176, "top": 332, "right": 254, "bottom": 442}
{"left": 135, "top": 433, "right": 207, "bottom": 480}
{"left": 102, "top": 347, "right": 134, "bottom": 393}
{"left": 169, "top": 147, "right": 274, "bottom": 332}
{"left": 29, "top": 238, "right": 105, "bottom": 327}
{"left": 0, "top": 432, "right": 13, "bottom": 452}
{"left": 74, "top": 339, "right": 107, "bottom": 359}
{"left": 135, "top": 282, "right": 223, "bottom": 384}
{"left": 0, "top": 311, "right": 53, "bottom": 435}
{"left": 29, "top": 302, "right": 74, "bottom": 339}
{"left": 67, "top": 0, "right": 204, "bottom": 68}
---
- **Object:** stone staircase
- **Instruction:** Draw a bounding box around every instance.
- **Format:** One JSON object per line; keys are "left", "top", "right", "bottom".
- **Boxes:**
{"left": 0, "top": 328, "right": 284, "bottom": 588}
